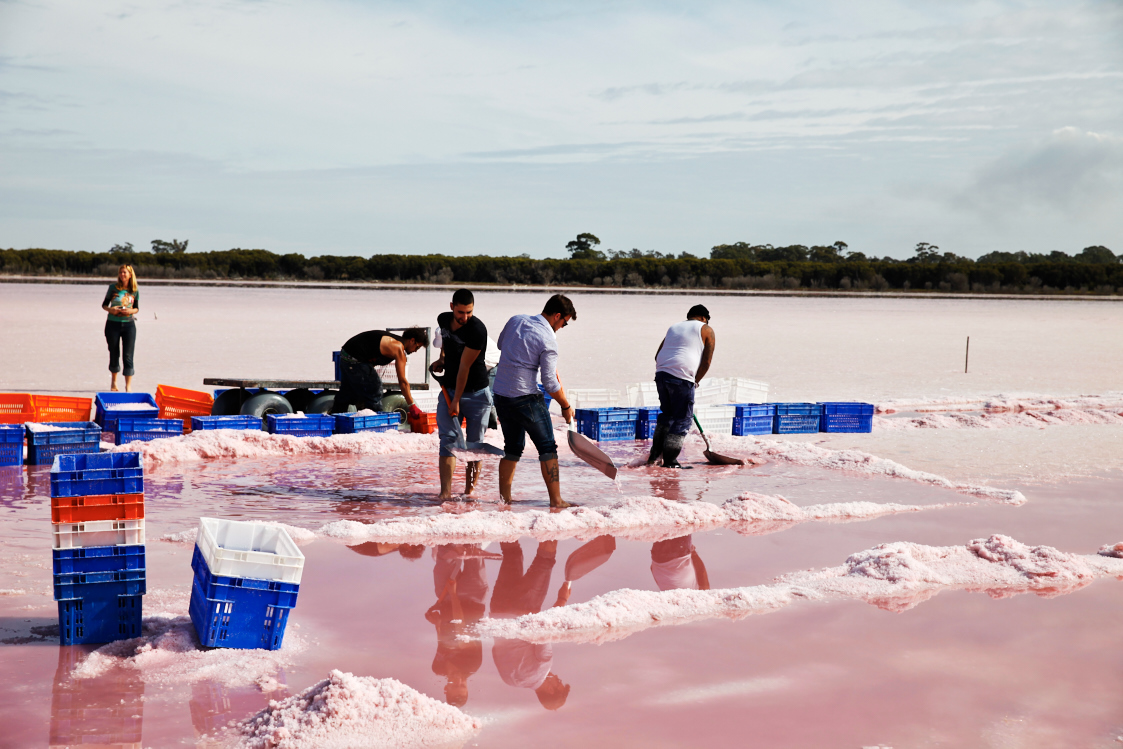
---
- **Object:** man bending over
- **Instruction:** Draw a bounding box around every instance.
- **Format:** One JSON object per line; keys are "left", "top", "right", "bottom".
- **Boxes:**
{"left": 648, "top": 305, "right": 716, "bottom": 468}
{"left": 332, "top": 327, "right": 428, "bottom": 418}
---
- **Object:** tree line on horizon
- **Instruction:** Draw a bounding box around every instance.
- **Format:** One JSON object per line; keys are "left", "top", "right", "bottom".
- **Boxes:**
{"left": 1, "top": 235, "right": 1120, "bottom": 295}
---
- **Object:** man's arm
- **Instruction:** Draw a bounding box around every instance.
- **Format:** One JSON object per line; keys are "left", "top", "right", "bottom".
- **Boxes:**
{"left": 382, "top": 338, "right": 415, "bottom": 406}
{"left": 695, "top": 325, "right": 716, "bottom": 384}
{"left": 540, "top": 347, "right": 573, "bottom": 424}
{"left": 654, "top": 338, "right": 665, "bottom": 361}
{"left": 448, "top": 347, "right": 481, "bottom": 416}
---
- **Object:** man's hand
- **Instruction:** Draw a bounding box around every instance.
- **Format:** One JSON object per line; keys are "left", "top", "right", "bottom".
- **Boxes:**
{"left": 429, "top": 357, "right": 445, "bottom": 374}
{"left": 408, "top": 404, "right": 423, "bottom": 420}
{"left": 448, "top": 398, "right": 460, "bottom": 418}
{"left": 560, "top": 403, "right": 574, "bottom": 424}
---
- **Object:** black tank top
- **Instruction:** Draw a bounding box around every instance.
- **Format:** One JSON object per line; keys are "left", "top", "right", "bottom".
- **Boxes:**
{"left": 342, "top": 330, "right": 402, "bottom": 366}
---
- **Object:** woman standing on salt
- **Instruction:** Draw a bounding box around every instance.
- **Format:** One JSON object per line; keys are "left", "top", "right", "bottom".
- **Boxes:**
{"left": 101, "top": 264, "right": 140, "bottom": 392}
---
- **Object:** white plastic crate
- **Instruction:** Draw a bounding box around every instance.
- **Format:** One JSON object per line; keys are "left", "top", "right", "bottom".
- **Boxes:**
{"left": 694, "top": 404, "right": 735, "bottom": 436}
{"left": 52, "top": 518, "right": 145, "bottom": 549}
{"left": 196, "top": 517, "right": 305, "bottom": 584}
{"left": 626, "top": 382, "right": 658, "bottom": 408}
{"left": 694, "top": 378, "right": 732, "bottom": 406}
{"left": 570, "top": 389, "right": 620, "bottom": 409}
{"left": 409, "top": 390, "right": 442, "bottom": 413}
{"left": 729, "top": 378, "right": 769, "bottom": 403}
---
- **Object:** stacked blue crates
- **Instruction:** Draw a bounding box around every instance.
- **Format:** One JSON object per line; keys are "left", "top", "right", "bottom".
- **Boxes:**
{"left": 114, "top": 417, "right": 184, "bottom": 445}
{"left": 334, "top": 412, "right": 400, "bottom": 434}
{"left": 772, "top": 403, "right": 823, "bottom": 434}
{"left": 50, "top": 452, "right": 146, "bottom": 645}
{"left": 636, "top": 408, "right": 661, "bottom": 439}
{"left": 94, "top": 392, "right": 159, "bottom": 434}
{"left": 265, "top": 414, "right": 335, "bottom": 438}
{"left": 25, "top": 422, "right": 101, "bottom": 466}
{"left": 0, "top": 424, "right": 22, "bottom": 466}
{"left": 191, "top": 415, "right": 264, "bottom": 431}
{"left": 189, "top": 518, "right": 304, "bottom": 650}
{"left": 731, "top": 404, "right": 775, "bottom": 436}
{"left": 818, "top": 402, "right": 875, "bottom": 433}
{"left": 575, "top": 407, "right": 640, "bottom": 442}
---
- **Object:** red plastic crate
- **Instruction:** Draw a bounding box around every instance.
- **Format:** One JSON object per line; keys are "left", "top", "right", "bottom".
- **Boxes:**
{"left": 50, "top": 494, "right": 145, "bottom": 524}
{"left": 32, "top": 395, "right": 93, "bottom": 422}
{"left": 0, "top": 393, "right": 35, "bottom": 424}
{"left": 156, "top": 384, "right": 213, "bottom": 433}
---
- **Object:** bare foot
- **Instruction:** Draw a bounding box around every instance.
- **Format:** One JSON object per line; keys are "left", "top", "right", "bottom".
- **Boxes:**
{"left": 437, "top": 492, "right": 453, "bottom": 502}
{"left": 549, "top": 499, "right": 575, "bottom": 510}
{"left": 110, "top": 386, "right": 119, "bottom": 392}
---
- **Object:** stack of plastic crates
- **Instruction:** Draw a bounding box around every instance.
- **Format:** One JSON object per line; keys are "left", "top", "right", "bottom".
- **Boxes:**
{"left": 772, "top": 403, "right": 823, "bottom": 434}
{"left": 113, "top": 417, "right": 184, "bottom": 445}
{"left": 0, "top": 424, "right": 21, "bottom": 467}
{"left": 190, "top": 415, "right": 264, "bottom": 432}
{"left": 334, "top": 412, "right": 400, "bottom": 434}
{"left": 24, "top": 422, "right": 101, "bottom": 466}
{"left": 818, "top": 402, "right": 874, "bottom": 433}
{"left": 156, "top": 384, "right": 214, "bottom": 433}
{"left": 50, "top": 452, "right": 145, "bottom": 645}
{"left": 635, "top": 408, "right": 661, "bottom": 439}
{"left": 570, "top": 389, "right": 620, "bottom": 410}
{"left": 265, "top": 413, "right": 334, "bottom": 438}
{"left": 189, "top": 517, "right": 304, "bottom": 650}
{"left": 575, "top": 407, "right": 639, "bottom": 442}
{"left": 94, "top": 392, "right": 159, "bottom": 434}
{"left": 730, "top": 404, "right": 775, "bottom": 436}
{"left": 694, "top": 404, "right": 736, "bottom": 435}
{"left": 49, "top": 645, "right": 145, "bottom": 748}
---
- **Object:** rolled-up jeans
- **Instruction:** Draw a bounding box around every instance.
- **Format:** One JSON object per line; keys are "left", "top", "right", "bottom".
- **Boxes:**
{"left": 436, "top": 387, "right": 493, "bottom": 458}
{"left": 104, "top": 320, "right": 136, "bottom": 376}
{"left": 493, "top": 393, "right": 557, "bottom": 463}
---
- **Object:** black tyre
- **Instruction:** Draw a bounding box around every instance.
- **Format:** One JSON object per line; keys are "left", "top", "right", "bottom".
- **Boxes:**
{"left": 306, "top": 391, "right": 350, "bottom": 414}
{"left": 380, "top": 394, "right": 408, "bottom": 420}
{"left": 239, "top": 393, "right": 294, "bottom": 426}
{"left": 212, "top": 388, "right": 246, "bottom": 416}
{"left": 282, "top": 388, "right": 316, "bottom": 413}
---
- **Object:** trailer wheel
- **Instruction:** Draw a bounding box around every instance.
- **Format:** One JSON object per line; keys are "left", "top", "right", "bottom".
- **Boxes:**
{"left": 380, "top": 394, "right": 408, "bottom": 421}
{"left": 240, "top": 393, "right": 294, "bottom": 426}
{"left": 306, "top": 391, "right": 350, "bottom": 414}
{"left": 212, "top": 389, "right": 246, "bottom": 416}
{"left": 282, "top": 388, "right": 316, "bottom": 413}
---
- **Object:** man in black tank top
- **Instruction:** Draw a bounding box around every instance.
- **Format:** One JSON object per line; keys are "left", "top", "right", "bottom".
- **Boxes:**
{"left": 332, "top": 327, "right": 430, "bottom": 413}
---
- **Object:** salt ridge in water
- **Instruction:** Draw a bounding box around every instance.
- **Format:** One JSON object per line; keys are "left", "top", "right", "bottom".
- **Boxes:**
{"left": 318, "top": 493, "right": 964, "bottom": 545}
{"left": 876, "top": 392, "right": 1123, "bottom": 414}
{"left": 157, "top": 521, "right": 317, "bottom": 546}
{"left": 236, "top": 669, "right": 482, "bottom": 749}
{"left": 475, "top": 534, "right": 1123, "bottom": 645}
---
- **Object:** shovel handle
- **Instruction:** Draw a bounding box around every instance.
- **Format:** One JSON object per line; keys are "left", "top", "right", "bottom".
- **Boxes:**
{"left": 692, "top": 414, "right": 714, "bottom": 451}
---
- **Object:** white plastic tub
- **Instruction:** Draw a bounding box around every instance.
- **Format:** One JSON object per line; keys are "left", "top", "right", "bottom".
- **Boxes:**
{"left": 694, "top": 378, "right": 732, "bottom": 406}
{"left": 196, "top": 517, "right": 305, "bottom": 583}
{"left": 729, "top": 377, "right": 770, "bottom": 403}
{"left": 52, "top": 518, "right": 145, "bottom": 549}
{"left": 626, "top": 382, "right": 658, "bottom": 408}
{"left": 694, "top": 404, "right": 735, "bottom": 436}
{"left": 570, "top": 389, "right": 620, "bottom": 409}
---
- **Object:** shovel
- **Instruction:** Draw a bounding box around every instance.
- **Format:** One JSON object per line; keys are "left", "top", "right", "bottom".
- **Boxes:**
{"left": 692, "top": 414, "right": 745, "bottom": 466}
{"left": 567, "top": 421, "right": 618, "bottom": 480}
{"left": 442, "top": 388, "right": 506, "bottom": 458}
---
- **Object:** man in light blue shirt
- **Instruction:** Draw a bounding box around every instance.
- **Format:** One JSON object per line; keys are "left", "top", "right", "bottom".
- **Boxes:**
{"left": 493, "top": 294, "right": 576, "bottom": 508}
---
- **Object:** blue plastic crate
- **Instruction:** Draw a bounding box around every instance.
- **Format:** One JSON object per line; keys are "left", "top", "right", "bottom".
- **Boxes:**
{"left": 53, "top": 568, "right": 147, "bottom": 601}
{"left": 191, "top": 546, "right": 299, "bottom": 608}
{"left": 575, "top": 408, "right": 640, "bottom": 442}
{"left": 0, "top": 424, "right": 22, "bottom": 467}
{"left": 266, "top": 414, "right": 334, "bottom": 438}
{"left": 50, "top": 452, "right": 143, "bottom": 498}
{"left": 114, "top": 417, "right": 184, "bottom": 445}
{"left": 25, "top": 422, "right": 102, "bottom": 465}
{"left": 190, "top": 415, "right": 263, "bottom": 432}
{"left": 730, "top": 403, "right": 776, "bottom": 436}
{"left": 772, "top": 403, "right": 823, "bottom": 434}
{"left": 333, "top": 412, "right": 400, "bottom": 434}
{"left": 536, "top": 383, "right": 553, "bottom": 410}
{"left": 636, "top": 408, "right": 661, "bottom": 439}
{"left": 333, "top": 350, "right": 342, "bottom": 381}
{"left": 189, "top": 578, "right": 292, "bottom": 651}
{"left": 58, "top": 593, "right": 143, "bottom": 645}
{"left": 94, "top": 393, "right": 158, "bottom": 432}
{"left": 53, "top": 545, "right": 146, "bottom": 575}
{"left": 818, "top": 402, "right": 875, "bottom": 433}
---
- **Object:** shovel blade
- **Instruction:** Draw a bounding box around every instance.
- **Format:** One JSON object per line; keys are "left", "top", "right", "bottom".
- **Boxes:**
{"left": 567, "top": 429, "right": 618, "bottom": 480}
{"left": 704, "top": 449, "right": 745, "bottom": 466}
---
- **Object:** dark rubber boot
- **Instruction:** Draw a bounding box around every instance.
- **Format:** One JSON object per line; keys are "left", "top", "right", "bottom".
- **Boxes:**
{"left": 647, "top": 425, "right": 668, "bottom": 465}
{"left": 662, "top": 433, "right": 692, "bottom": 469}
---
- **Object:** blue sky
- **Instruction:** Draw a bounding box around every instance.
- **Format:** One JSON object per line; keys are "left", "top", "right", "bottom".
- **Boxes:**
{"left": 1, "top": 0, "right": 1120, "bottom": 259}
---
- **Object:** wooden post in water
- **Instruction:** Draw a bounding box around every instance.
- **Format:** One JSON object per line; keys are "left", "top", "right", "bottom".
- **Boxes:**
{"left": 965, "top": 336, "right": 970, "bottom": 373}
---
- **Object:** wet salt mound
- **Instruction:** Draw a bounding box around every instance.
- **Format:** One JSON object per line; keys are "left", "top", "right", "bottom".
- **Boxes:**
{"left": 318, "top": 493, "right": 961, "bottom": 545}
{"left": 236, "top": 669, "right": 482, "bottom": 749}
{"left": 158, "top": 521, "right": 317, "bottom": 546}
{"left": 702, "top": 435, "right": 1026, "bottom": 505}
{"left": 876, "top": 392, "right": 1123, "bottom": 414}
{"left": 477, "top": 535, "right": 1123, "bottom": 645}
{"left": 875, "top": 408, "right": 1123, "bottom": 431}
{"left": 109, "top": 428, "right": 437, "bottom": 466}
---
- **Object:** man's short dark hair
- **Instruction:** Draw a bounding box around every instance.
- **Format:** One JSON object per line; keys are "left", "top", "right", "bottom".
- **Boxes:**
{"left": 687, "top": 304, "right": 710, "bottom": 321}
{"left": 542, "top": 294, "right": 577, "bottom": 320}
{"left": 452, "top": 288, "right": 474, "bottom": 306}
{"left": 402, "top": 327, "right": 430, "bottom": 347}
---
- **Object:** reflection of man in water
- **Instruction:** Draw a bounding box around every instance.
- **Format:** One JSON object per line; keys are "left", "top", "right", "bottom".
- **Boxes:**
{"left": 650, "top": 535, "right": 710, "bottom": 591}
{"left": 490, "top": 540, "right": 570, "bottom": 710}
{"left": 427, "top": 544, "right": 490, "bottom": 707}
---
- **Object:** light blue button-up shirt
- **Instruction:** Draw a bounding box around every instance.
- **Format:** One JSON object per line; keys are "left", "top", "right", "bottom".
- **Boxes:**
{"left": 493, "top": 313, "right": 561, "bottom": 397}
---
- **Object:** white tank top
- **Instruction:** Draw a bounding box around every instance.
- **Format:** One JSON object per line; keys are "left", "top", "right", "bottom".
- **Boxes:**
{"left": 656, "top": 320, "right": 705, "bottom": 382}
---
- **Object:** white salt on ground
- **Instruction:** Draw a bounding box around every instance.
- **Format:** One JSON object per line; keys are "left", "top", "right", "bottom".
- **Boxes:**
{"left": 235, "top": 669, "right": 482, "bottom": 749}
{"left": 158, "top": 521, "right": 317, "bottom": 546}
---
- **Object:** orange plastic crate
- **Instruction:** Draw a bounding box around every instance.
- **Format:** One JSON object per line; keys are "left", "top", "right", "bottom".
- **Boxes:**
{"left": 0, "top": 393, "right": 35, "bottom": 424}
{"left": 156, "top": 384, "right": 214, "bottom": 432}
{"left": 32, "top": 395, "right": 93, "bottom": 422}
{"left": 407, "top": 412, "right": 438, "bottom": 434}
{"left": 50, "top": 493, "right": 145, "bottom": 523}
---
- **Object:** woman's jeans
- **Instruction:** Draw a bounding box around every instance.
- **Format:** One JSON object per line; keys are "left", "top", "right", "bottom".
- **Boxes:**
{"left": 493, "top": 393, "right": 557, "bottom": 462}
{"left": 436, "top": 387, "right": 494, "bottom": 458}
{"left": 104, "top": 320, "right": 136, "bottom": 376}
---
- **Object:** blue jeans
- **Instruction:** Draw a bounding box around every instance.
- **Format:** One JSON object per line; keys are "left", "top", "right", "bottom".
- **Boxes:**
{"left": 655, "top": 371, "right": 695, "bottom": 436}
{"left": 332, "top": 354, "right": 383, "bottom": 412}
{"left": 437, "top": 387, "right": 494, "bottom": 458}
{"left": 493, "top": 393, "right": 557, "bottom": 463}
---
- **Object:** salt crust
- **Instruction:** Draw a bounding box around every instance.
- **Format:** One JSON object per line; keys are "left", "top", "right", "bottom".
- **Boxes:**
{"left": 158, "top": 521, "right": 317, "bottom": 546}
{"left": 475, "top": 534, "right": 1123, "bottom": 645}
{"left": 876, "top": 392, "right": 1123, "bottom": 415}
{"left": 235, "top": 669, "right": 482, "bottom": 749}
{"left": 108, "top": 428, "right": 437, "bottom": 466}
{"left": 318, "top": 493, "right": 963, "bottom": 546}
{"left": 701, "top": 434, "right": 1026, "bottom": 504}
{"left": 24, "top": 422, "right": 74, "bottom": 432}
{"left": 0, "top": 589, "right": 27, "bottom": 596}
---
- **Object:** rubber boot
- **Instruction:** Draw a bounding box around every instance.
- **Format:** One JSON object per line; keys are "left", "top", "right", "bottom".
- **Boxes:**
{"left": 662, "top": 432, "right": 692, "bottom": 469}
{"left": 647, "top": 425, "right": 668, "bottom": 465}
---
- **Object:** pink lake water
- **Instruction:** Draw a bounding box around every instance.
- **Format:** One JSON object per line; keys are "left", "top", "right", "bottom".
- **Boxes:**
{"left": 2, "top": 283, "right": 1123, "bottom": 748}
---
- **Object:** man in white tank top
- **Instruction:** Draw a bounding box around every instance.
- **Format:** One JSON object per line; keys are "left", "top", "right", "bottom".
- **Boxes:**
{"left": 648, "top": 305, "right": 716, "bottom": 468}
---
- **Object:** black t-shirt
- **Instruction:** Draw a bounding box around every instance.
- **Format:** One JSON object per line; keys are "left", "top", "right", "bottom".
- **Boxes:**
{"left": 437, "top": 313, "right": 489, "bottom": 392}
{"left": 342, "top": 330, "right": 400, "bottom": 366}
